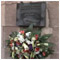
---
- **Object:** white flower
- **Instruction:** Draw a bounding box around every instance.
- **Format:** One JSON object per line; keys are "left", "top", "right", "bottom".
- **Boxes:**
{"left": 17, "top": 33, "right": 21, "bottom": 37}
{"left": 17, "top": 34, "right": 25, "bottom": 43}
{"left": 31, "top": 40, "right": 34, "bottom": 44}
{"left": 15, "top": 47, "right": 18, "bottom": 50}
{"left": 44, "top": 43, "right": 48, "bottom": 46}
{"left": 37, "top": 43, "right": 41, "bottom": 46}
{"left": 22, "top": 43, "right": 29, "bottom": 50}
{"left": 12, "top": 46, "right": 14, "bottom": 50}
{"left": 11, "top": 43, "right": 14, "bottom": 50}
{"left": 35, "top": 51, "right": 40, "bottom": 54}
{"left": 31, "top": 37, "right": 36, "bottom": 41}
{"left": 19, "top": 32, "right": 21, "bottom": 35}
{"left": 12, "top": 43, "right": 14, "bottom": 46}
{"left": 14, "top": 37, "right": 18, "bottom": 41}
{"left": 25, "top": 38, "right": 31, "bottom": 44}
{"left": 26, "top": 32, "right": 31, "bottom": 38}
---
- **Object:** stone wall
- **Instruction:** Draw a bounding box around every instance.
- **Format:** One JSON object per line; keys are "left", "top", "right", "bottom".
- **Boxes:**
{"left": 1, "top": 1, "right": 59, "bottom": 59}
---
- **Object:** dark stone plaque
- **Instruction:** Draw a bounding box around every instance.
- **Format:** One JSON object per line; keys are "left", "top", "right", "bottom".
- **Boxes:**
{"left": 16, "top": 2, "right": 46, "bottom": 27}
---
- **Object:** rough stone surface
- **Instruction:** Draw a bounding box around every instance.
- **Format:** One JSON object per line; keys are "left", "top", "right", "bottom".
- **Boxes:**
{"left": 1, "top": 5, "right": 5, "bottom": 26}
{"left": 1, "top": 27, "right": 20, "bottom": 59}
{"left": 49, "top": 27, "right": 59, "bottom": 54}
{"left": 48, "top": 2, "right": 59, "bottom": 27}
{"left": 41, "top": 27, "right": 53, "bottom": 35}
{"left": 5, "top": 4, "right": 16, "bottom": 26}
{"left": 50, "top": 53, "right": 59, "bottom": 59}
{"left": 49, "top": 27, "right": 59, "bottom": 43}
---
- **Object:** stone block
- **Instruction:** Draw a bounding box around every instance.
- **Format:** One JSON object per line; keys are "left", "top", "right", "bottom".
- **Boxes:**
{"left": 5, "top": 4, "right": 16, "bottom": 26}
{"left": 49, "top": 27, "right": 59, "bottom": 43}
{"left": 41, "top": 27, "right": 53, "bottom": 35}
{"left": 47, "top": 2, "right": 59, "bottom": 27}
{"left": 1, "top": 5, "right": 5, "bottom": 26}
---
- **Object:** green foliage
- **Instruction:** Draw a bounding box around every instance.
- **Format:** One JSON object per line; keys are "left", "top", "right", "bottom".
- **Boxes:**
{"left": 25, "top": 24, "right": 34, "bottom": 32}
{"left": 39, "top": 34, "right": 52, "bottom": 42}
{"left": 9, "top": 31, "right": 18, "bottom": 38}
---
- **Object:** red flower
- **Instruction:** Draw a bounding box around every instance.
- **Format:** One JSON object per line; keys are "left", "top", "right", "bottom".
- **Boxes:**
{"left": 20, "top": 30, "right": 24, "bottom": 34}
{"left": 35, "top": 34, "right": 38, "bottom": 40}
{"left": 10, "top": 40, "right": 13, "bottom": 43}
{"left": 35, "top": 47, "right": 40, "bottom": 52}
{"left": 23, "top": 49, "right": 29, "bottom": 53}
{"left": 42, "top": 52, "right": 46, "bottom": 56}
{"left": 9, "top": 43, "right": 13, "bottom": 47}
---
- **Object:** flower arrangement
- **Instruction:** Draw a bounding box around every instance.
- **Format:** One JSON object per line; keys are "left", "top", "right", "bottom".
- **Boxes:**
{"left": 6, "top": 24, "right": 54, "bottom": 59}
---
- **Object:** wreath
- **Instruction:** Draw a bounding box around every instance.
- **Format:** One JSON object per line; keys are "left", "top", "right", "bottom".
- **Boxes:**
{"left": 6, "top": 24, "right": 54, "bottom": 59}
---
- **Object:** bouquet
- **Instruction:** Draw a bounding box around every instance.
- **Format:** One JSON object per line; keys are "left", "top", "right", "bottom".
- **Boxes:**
{"left": 6, "top": 24, "right": 54, "bottom": 59}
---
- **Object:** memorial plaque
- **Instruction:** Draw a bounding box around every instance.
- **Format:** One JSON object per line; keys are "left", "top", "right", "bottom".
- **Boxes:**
{"left": 16, "top": 2, "right": 46, "bottom": 27}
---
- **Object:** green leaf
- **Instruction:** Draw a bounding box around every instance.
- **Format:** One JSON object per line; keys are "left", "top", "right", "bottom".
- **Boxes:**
{"left": 43, "top": 42, "right": 54, "bottom": 47}
{"left": 25, "top": 24, "right": 34, "bottom": 32}
{"left": 39, "top": 34, "right": 52, "bottom": 42}
{"left": 9, "top": 31, "right": 18, "bottom": 38}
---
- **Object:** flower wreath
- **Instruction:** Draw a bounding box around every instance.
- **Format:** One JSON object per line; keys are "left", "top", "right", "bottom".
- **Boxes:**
{"left": 6, "top": 24, "right": 54, "bottom": 59}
